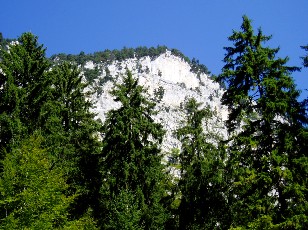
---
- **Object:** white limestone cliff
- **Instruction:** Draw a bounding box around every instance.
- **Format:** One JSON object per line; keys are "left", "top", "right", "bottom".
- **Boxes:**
{"left": 85, "top": 50, "right": 228, "bottom": 154}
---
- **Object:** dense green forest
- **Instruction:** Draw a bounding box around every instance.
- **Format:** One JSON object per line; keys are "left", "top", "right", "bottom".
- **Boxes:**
{"left": 0, "top": 16, "right": 307, "bottom": 229}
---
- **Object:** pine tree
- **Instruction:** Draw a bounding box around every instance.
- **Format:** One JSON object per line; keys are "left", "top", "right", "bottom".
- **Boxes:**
{"left": 42, "top": 62, "right": 102, "bottom": 219}
{"left": 0, "top": 33, "right": 50, "bottom": 155}
{"left": 218, "top": 16, "right": 308, "bottom": 228}
{"left": 175, "top": 98, "right": 229, "bottom": 229}
{"left": 100, "top": 70, "right": 169, "bottom": 229}
{"left": 0, "top": 32, "right": 102, "bottom": 223}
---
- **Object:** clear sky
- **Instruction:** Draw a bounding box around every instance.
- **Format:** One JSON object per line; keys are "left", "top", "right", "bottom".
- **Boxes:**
{"left": 1, "top": 0, "right": 308, "bottom": 99}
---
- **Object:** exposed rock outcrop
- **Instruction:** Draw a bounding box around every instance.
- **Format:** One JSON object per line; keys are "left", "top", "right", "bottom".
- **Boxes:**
{"left": 84, "top": 50, "right": 228, "bottom": 153}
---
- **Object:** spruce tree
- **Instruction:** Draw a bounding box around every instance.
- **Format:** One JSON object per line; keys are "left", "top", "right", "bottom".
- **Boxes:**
{"left": 100, "top": 70, "right": 169, "bottom": 229}
{"left": 175, "top": 98, "right": 228, "bottom": 229}
{"left": 0, "top": 32, "right": 102, "bottom": 222}
{"left": 0, "top": 33, "right": 50, "bottom": 155}
{"left": 42, "top": 62, "right": 102, "bottom": 219}
{"left": 218, "top": 16, "right": 308, "bottom": 228}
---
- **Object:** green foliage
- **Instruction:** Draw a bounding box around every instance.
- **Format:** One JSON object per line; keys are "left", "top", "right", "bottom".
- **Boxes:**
{"left": 301, "top": 45, "right": 308, "bottom": 68}
{"left": 218, "top": 15, "right": 301, "bottom": 132}
{"left": 0, "top": 135, "right": 98, "bottom": 229}
{"left": 104, "top": 189, "right": 143, "bottom": 230}
{"left": 190, "top": 57, "right": 211, "bottom": 75}
{"left": 50, "top": 45, "right": 211, "bottom": 79}
{"left": 0, "top": 32, "right": 101, "bottom": 226}
{"left": 1, "top": 23, "right": 307, "bottom": 229}
{"left": 42, "top": 61, "right": 102, "bottom": 219}
{"left": 0, "top": 32, "right": 51, "bottom": 158}
{"left": 153, "top": 85, "right": 165, "bottom": 103}
{"left": 84, "top": 66, "right": 101, "bottom": 84}
{"left": 301, "top": 45, "right": 308, "bottom": 109}
{"left": 99, "top": 70, "right": 169, "bottom": 229}
{"left": 219, "top": 15, "right": 308, "bottom": 228}
{"left": 0, "top": 135, "right": 69, "bottom": 228}
{"left": 50, "top": 46, "right": 167, "bottom": 65}
{"left": 175, "top": 98, "right": 229, "bottom": 229}
{"left": 0, "top": 32, "right": 3, "bottom": 48}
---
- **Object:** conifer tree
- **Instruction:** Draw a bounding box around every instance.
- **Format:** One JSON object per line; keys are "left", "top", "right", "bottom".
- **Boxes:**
{"left": 0, "top": 33, "right": 102, "bottom": 222}
{"left": 175, "top": 98, "right": 228, "bottom": 229}
{"left": 100, "top": 70, "right": 169, "bottom": 229}
{"left": 0, "top": 33, "right": 50, "bottom": 155}
{"left": 42, "top": 62, "right": 102, "bottom": 219}
{"left": 218, "top": 16, "right": 308, "bottom": 228}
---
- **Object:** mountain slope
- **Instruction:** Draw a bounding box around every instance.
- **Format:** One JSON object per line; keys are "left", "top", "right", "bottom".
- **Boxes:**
{"left": 80, "top": 50, "right": 228, "bottom": 153}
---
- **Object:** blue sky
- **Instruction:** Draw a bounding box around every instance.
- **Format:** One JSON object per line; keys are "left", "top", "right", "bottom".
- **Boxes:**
{"left": 1, "top": 0, "right": 308, "bottom": 98}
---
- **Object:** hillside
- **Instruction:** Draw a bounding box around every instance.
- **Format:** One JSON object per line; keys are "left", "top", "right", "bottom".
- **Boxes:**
{"left": 67, "top": 49, "right": 229, "bottom": 153}
{"left": 1, "top": 30, "right": 306, "bottom": 229}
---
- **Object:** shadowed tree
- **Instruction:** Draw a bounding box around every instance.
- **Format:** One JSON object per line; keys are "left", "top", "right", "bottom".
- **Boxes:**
{"left": 42, "top": 62, "right": 102, "bottom": 220}
{"left": 176, "top": 98, "right": 229, "bottom": 229}
{"left": 0, "top": 32, "right": 102, "bottom": 224}
{"left": 218, "top": 16, "right": 308, "bottom": 228}
{"left": 99, "top": 70, "right": 169, "bottom": 229}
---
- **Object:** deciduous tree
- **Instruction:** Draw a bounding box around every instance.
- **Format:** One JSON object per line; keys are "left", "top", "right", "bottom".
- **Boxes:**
{"left": 0, "top": 134, "right": 98, "bottom": 229}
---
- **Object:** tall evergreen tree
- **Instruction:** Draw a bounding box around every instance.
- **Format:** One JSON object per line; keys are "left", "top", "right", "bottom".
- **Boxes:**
{"left": 42, "top": 62, "right": 102, "bottom": 219}
{"left": 99, "top": 70, "right": 169, "bottom": 229}
{"left": 0, "top": 33, "right": 50, "bottom": 155}
{"left": 218, "top": 16, "right": 308, "bottom": 228}
{"left": 0, "top": 32, "right": 102, "bottom": 223}
{"left": 175, "top": 98, "right": 228, "bottom": 229}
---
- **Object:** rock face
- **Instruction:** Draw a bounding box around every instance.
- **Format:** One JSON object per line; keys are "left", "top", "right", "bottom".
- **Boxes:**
{"left": 84, "top": 50, "right": 228, "bottom": 154}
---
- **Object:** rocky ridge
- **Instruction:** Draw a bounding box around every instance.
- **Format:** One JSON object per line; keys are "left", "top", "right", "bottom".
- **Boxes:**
{"left": 83, "top": 50, "right": 228, "bottom": 154}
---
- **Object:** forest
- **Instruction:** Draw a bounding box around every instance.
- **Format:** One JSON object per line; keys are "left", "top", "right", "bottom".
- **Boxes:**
{"left": 0, "top": 16, "right": 307, "bottom": 229}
